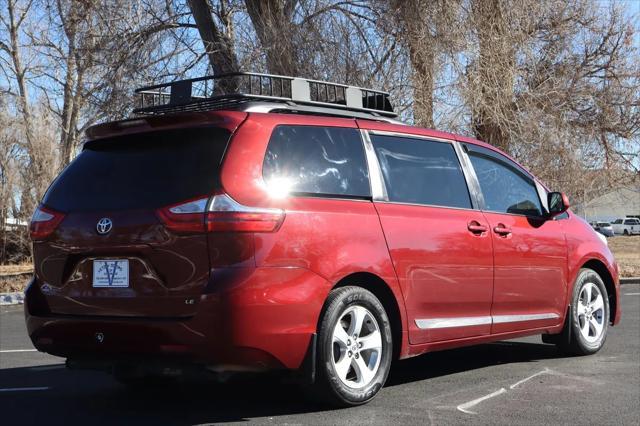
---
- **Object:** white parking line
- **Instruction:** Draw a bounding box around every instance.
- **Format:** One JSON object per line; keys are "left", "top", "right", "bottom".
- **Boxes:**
{"left": 624, "top": 293, "right": 640, "bottom": 296}
{"left": 457, "top": 368, "right": 553, "bottom": 415}
{"left": 0, "top": 387, "right": 49, "bottom": 392}
{"left": 0, "top": 349, "right": 37, "bottom": 353}
{"left": 456, "top": 388, "right": 507, "bottom": 414}
{"left": 510, "top": 368, "right": 552, "bottom": 389}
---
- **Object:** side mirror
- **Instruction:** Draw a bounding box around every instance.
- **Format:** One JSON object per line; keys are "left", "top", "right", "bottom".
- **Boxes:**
{"left": 547, "top": 192, "right": 570, "bottom": 217}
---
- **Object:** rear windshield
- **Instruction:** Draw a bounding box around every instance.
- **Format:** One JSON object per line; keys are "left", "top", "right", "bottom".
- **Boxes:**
{"left": 43, "top": 126, "right": 231, "bottom": 212}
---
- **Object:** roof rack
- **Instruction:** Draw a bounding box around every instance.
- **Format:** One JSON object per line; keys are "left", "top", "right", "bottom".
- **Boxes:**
{"left": 133, "top": 72, "right": 397, "bottom": 119}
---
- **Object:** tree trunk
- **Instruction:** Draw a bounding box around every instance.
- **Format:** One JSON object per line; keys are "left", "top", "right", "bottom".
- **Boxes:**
{"left": 471, "top": 0, "right": 514, "bottom": 152}
{"left": 245, "top": 0, "right": 299, "bottom": 76}
{"left": 188, "top": 0, "right": 239, "bottom": 77}
{"left": 408, "top": 44, "right": 435, "bottom": 129}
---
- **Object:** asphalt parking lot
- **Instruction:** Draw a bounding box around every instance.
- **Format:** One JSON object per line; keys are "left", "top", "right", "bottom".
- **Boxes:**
{"left": 1, "top": 285, "right": 639, "bottom": 425}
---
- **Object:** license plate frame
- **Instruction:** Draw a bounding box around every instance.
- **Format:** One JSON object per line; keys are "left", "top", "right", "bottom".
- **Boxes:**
{"left": 92, "top": 259, "right": 129, "bottom": 288}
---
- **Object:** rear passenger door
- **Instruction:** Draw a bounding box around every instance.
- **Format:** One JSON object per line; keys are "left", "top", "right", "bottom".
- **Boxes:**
{"left": 365, "top": 131, "right": 494, "bottom": 344}
{"left": 463, "top": 144, "right": 567, "bottom": 333}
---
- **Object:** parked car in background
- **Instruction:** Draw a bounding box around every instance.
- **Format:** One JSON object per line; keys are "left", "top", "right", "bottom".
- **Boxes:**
{"left": 611, "top": 218, "right": 640, "bottom": 235}
{"left": 25, "top": 73, "right": 621, "bottom": 406}
{"left": 590, "top": 222, "right": 615, "bottom": 237}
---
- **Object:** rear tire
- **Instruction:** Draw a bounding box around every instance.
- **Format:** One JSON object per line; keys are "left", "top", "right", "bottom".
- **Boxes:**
{"left": 311, "top": 286, "right": 392, "bottom": 406}
{"left": 559, "top": 268, "right": 609, "bottom": 355}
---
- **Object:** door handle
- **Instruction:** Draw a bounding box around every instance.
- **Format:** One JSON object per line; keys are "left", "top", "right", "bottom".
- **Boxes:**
{"left": 467, "top": 221, "right": 488, "bottom": 235}
{"left": 493, "top": 224, "right": 512, "bottom": 236}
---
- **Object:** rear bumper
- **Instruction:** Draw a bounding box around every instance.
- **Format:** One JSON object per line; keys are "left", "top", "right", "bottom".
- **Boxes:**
{"left": 25, "top": 266, "right": 331, "bottom": 371}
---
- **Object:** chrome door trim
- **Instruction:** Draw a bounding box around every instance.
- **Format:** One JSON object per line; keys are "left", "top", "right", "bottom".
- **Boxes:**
{"left": 415, "top": 316, "right": 492, "bottom": 330}
{"left": 491, "top": 313, "right": 560, "bottom": 324}
{"left": 360, "top": 129, "right": 388, "bottom": 201}
{"left": 415, "top": 312, "right": 560, "bottom": 329}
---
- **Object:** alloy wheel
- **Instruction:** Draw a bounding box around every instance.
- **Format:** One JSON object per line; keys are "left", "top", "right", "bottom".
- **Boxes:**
{"left": 576, "top": 282, "right": 605, "bottom": 343}
{"left": 331, "top": 305, "right": 383, "bottom": 389}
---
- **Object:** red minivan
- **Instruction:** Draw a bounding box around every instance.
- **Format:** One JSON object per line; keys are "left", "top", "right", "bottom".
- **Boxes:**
{"left": 26, "top": 73, "right": 620, "bottom": 406}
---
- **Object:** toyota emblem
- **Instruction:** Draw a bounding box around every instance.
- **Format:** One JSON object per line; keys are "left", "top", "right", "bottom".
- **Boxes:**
{"left": 96, "top": 218, "right": 113, "bottom": 235}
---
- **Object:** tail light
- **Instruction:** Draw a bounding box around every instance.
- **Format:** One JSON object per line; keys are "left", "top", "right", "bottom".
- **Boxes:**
{"left": 206, "top": 193, "right": 284, "bottom": 232}
{"left": 157, "top": 193, "right": 284, "bottom": 234}
{"left": 156, "top": 196, "right": 209, "bottom": 234}
{"left": 29, "top": 205, "right": 65, "bottom": 241}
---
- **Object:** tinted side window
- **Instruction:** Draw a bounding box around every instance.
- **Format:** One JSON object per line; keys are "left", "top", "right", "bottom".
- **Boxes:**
{"left": 613, "top": 219, "right": 622, "bottom": 224}
{"left": 624, "top": 219, "right": 639, "bottom": 225}
{"left": 371, "top": 135, "right": 472, "bottom": 209}
{"left": 263, "top": 126, "right": 370, "bottom": 198}
{"left": 468, "top": 146, "right": 543, "bottom": 216}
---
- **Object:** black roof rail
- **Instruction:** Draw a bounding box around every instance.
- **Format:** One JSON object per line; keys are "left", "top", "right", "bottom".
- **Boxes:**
{"left": 133, "top": 72, "right": 397, "bottom": 119}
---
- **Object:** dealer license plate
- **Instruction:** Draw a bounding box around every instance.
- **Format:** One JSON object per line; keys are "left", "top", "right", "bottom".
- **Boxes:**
{"left": 92, "top": 259, "right": 129, "bottom": 288}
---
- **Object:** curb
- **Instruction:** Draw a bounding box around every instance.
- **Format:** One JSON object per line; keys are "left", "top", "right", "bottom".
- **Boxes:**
{"left": 621, "top": 277, "right": 640, "bottom": 285}
{"left": 0, "top": 292, "right": 24, "bottom": 306}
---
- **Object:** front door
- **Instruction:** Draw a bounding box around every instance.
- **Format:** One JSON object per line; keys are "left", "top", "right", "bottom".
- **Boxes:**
{"left": 464, "top": 144, "right": 567, "bottom": 334}
{"left": 367, "top": 132, "right": 494, "bottom": 344}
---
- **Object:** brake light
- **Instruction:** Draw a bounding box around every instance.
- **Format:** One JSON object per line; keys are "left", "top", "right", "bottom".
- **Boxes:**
{"left": 157, "top": 193, "right": 284, "bottom": 234}
{"left": 206, "top": 193, "right": 284, "bottom": 233}
{"left": 29, "top": 206, "right": 65, "bottom": 240}
{"left": 156, "top": 196, "right": 208, "bottom": 234}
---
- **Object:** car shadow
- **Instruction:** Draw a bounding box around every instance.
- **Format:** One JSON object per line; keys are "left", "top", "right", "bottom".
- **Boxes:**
{"left": 0, "top": 340, "right": 566, "bottom": 425}
{"left": 386, "top": 340, "right": 565, "bottom": 386}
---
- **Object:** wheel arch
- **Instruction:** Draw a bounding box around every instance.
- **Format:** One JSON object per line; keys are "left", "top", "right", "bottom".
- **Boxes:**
{"left": 331, "top": 272, "right": 403, "bottom": 360}
{"left": 581, "top": 259, "right": 617, "bottom": 324}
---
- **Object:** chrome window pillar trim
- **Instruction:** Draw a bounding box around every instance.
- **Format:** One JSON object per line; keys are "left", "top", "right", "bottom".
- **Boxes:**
{"left": 360, "top": 130, "right": 388, "bottom": 201}
{"left": 367, "top": 129, "right": 453, "bottom": 144}
{"left": 453, "top": 141, "right": 486, "bottom": 210}
{"left": 415, "top": 312, "right": 560, "bottom": 329}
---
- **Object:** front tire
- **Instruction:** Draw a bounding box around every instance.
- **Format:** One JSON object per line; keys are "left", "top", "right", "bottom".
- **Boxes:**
{"left": 312, "top": 286, "right": 393, "bottom": 406}
{"left": 562, "top": 268, "right": 610, "bottom": 355}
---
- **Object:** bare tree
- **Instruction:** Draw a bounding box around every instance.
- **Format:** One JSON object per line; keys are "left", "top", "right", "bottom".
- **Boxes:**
{"left": 380, "top": 1, "right": 462, "bottom": 128}
{"left": 20, "top": 0, "right": 198, "bottom": 166}
{"left": 187, "top": 0, "right": 239, "bottom": 78}
{"left": 245, "top": 0, "right": 299, "bottom": 75}
{"left": 0, "top": 0, "right": 56, "bottom": 203}
{"left": 457, "top": 0, "right": 639, "bottom": 196}
{"left": 0, "top": 0, "right": 637, "bottom": 267}
{"left": 467, "top": 0, "right": 516, "bottom": 152}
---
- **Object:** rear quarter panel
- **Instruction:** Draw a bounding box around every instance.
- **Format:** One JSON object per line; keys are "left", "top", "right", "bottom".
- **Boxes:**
{"left": 220, "top": 113, "right": 410, "bottom": 354}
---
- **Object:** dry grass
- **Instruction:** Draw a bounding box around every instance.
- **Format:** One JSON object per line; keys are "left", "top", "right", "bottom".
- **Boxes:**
{"left": 608, "top": 235, "right": 640, "bottom": 278}
{"left": 0, "top": 274, "right": 30, "bottom": 293}
{"left": 0, "top": 236, "right": 638, "bottom": 293}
